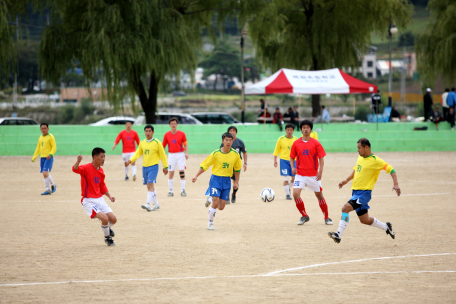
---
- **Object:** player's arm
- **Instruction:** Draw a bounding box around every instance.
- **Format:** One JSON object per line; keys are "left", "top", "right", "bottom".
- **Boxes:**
{"left": 339, "top": 170, "right": 355, "bottom": 189}
{"left": 72, "top": 155, "right": 83, "bottom": 172}
{"left": 316, "top": 156, "right": 324, "bottom": 181}
{"left": 289, "top": 144, "right": 297, "bottom": 175}
{"left": 48, "top": 135, "right": 57, "bottom": 159}
{"left": 162, "top": 134, "right": 168, "bottom": 148}
{"left": 113, "top": 132, "right": 122, "bottom": 150}
{"left": 32, "top": 140, "right": 40, "bottom": 162}
{"left": 233, "top": 155, "right": 242, "bottom": 189}
{"left": 184, "top": 142, "right": 189, "bottom": 159}
{"left": 126, "top": 143, "right": 142, "bottom": 166}
{"left": 382, "top": 162, "right": 401, "bottom": 196}
{"left": 243, "top": 152, "right": 247, "bottom": 171}
{"left": 104, "top": 191, "right": 115, "bottom": 202}
{"left": 193, "top": 154, "right": 214, "bottom": 182}
{"left": 192, "top": 168, "right": 205, "bottom": 183}
{"left": 273, "top": 139, "right": 280, "bottom": 167}
{"left": 158, "top": 143, "right": 169, "bottom": 174}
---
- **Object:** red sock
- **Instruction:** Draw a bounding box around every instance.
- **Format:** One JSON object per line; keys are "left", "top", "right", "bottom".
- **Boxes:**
{"left": 295, "top": 198, "right": 308, "bottom": 217}
{"left": 319, "top": 198, "right": 329, "bottom": 219}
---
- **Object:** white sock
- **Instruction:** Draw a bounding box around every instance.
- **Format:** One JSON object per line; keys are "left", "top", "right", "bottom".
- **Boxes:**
{"left": 124, "top": 167, "right": 129, "bottom": 177}
{"left": 153, "top": 190, "right": 159, "bottom": 207}
{"left": 208, "top": 196, "right": 213, "bottom": 203}
{"left": 131, "top": 165, "right": 137, "bottom": 176}
{"left": 47, "top": 175, "right": 55, "bottom": 186}
{"left": 108, "top": 221, "right": 115, "bottom": 227}
{"left": 44, "top": 178, "right": 50, "bottom": 191}
{"left": 101, "top": 224, "right": 110, "bottom": 237}
{"left": 371, "top": 218, "right": 387, "bottom": 231}
{"left": 168, "top": 179, "right": 174, "bottom": 193}
{"left": 180, "top": 179, "right": 186, "bottom": 192}
{"left": 208, "top": 207, "right": 216, "bottom": 224}
{"left": 284, "top": 184, "right": 290, "bottom": 195}
{"left": 147, "top": 191, "right": 154, "bottom": 206}
{"left": 337, "top": 220, "right": 348, "bottom": 237}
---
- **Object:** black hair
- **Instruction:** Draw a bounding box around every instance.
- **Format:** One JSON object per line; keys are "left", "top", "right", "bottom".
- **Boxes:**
{"left": 92, "top": 147, "right": 106, "bottom": 157}
{"left": 222, "top": 132, "right": 234, "bottom": 140}
{"left": 452, "top": 87, "right": 455, "bottom": 91}
{"left": 40, "top": 123, "right": 48, "bottom": 127}
{"left": 288, "top": 107, "right": 293, "bottom": 111}
{"left": 227, "top": 126, "right": 237, "bottom": 133}
{"left": 299, "top": 119, "right": 313, "bottom": 131}
{"left": 321, "top": 105, "right": 325, "bottom": 109}
{"left": 125, "top": 121, "right": 132, "bottom": 125}
{"left": 357, "top": 138, "right": 371, "bottom": 148}
{"left": 285, "top": 124, "right": 295, "bottom": 130}
{"left": 275, "top": 107, "right": 280, "bottom": 110}
{"left": 144, "top": 124, "right": 154, "bottom": 131}
{"left": 169, "top": 117, "right": 178, "bottom": 124}
{"left": 445, "top": 88, "right": 450, "bottom": 92}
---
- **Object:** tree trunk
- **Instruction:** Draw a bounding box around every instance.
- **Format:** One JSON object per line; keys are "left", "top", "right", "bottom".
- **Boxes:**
{"left": 131, "top": 68, "right": 157, "bottom": 124}
{"left": 311, "top": 54, "right": 321, "bottom": 117}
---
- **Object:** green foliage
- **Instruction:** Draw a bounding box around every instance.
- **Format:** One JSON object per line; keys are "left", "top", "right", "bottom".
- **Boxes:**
{"left": 398, "top": 31, "right": 416, "bottom": 47}
{"left": 355, "top": 105, "right": 370, "bottom": 121}
{"left": 200, "top": 40, "right": 242, "bottom": 80}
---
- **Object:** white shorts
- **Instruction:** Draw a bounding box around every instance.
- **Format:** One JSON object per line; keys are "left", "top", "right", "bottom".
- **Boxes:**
{"left": 293, "top": 175, "right": 322, "bottom": 192}
{"left": 168, "top": 152, "right": 186, "bottom": 172}
{"left": 81, "top": 197, "right": 113, "bottom": 219}
{"left": 122, "top": 152, "right": 135, "bottom": 163}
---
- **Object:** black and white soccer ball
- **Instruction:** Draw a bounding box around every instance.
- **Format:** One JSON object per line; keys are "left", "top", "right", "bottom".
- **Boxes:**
{"left": 260, "top": 188, "right": 275, "bottom": 203}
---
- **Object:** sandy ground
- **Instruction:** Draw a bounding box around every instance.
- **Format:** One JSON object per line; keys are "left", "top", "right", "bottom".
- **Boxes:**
{"left": 0, "top": 151, "right": 455, "bottom": 303}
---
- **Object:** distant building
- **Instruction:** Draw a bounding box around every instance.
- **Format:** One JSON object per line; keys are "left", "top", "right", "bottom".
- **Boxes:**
{"left": 358, "top": 46, "right": 377, "bottom": 79}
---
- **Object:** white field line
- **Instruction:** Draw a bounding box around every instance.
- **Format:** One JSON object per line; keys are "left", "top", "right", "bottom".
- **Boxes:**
{"left": 0, "top": 253, "right": 454, "bottom": 288}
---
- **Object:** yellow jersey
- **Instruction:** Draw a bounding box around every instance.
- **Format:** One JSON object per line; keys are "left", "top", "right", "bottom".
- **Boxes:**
{"left": 352, "top": 154, "right": 394, "bottom": 190}
{"left": 200, "top": 148, "right": 242, "bottom": 177}
{"left": 301, "top": 131, "right": 318, "bottom": 140}
{"left": 273, "top": 135, "right": 298, "bottom": 161}
{"left": 130, "top": 138, "right": 168, "bottom": 168}
{"left": 32, "top": 134, "right": 57, "bottom": 161}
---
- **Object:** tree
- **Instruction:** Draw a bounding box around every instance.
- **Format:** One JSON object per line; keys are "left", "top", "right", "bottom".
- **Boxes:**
{"left": 40, "top": 0, "right": 242, "bottom": 123}
{"left": 248, "top": 0, "right": 412, "bottom": 116}
{"left": 416, "top": 0, "right": 456, "bottom": 85}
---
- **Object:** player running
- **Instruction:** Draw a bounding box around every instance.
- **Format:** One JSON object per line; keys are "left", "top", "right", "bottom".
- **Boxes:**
{"left": 72, "top": 148, "right": 117, "bottom": 246}
{"left": 162, "top": 117, "right": 189, "bottom": 197}
{"left": 290, "top": 120, "right": 332, "bottom": 226}
{"left": 328, "top": 138, "right": 400, "bottom": 244}
{"left": 273, "top": 123, "right": 298, "bottom": 200}
{"left": 32, "top": 123, "right": 57, "bottom": 195}
{"left": 125, "top": 125, "right": 168, "bottom": 212}
{"left": 192, "top": 132, "right": 242, "bottom": 230}
{"left": 112, "top": 121, "right": 140, "bottom": 181}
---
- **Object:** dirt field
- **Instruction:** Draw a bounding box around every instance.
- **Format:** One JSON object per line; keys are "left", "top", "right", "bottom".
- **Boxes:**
{"left": 1, "top": 152, "right": 455, "bottom": 303}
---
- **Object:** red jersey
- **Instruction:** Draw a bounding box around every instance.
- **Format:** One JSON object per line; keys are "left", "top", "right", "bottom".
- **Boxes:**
{"left": 162, "top": 130, "right": 187, "bottom": 153}
{"left": 290, "top": 138, "right": 326, "bottom": 176}
{"left": 72, "top": 163, "right": 109, "bottom": 199}
{"left": 115, "top": 130, "right": 140, "bottom": 153}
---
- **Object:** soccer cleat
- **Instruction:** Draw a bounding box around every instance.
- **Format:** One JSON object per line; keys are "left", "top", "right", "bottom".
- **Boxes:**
{"left": 226, "top": 197, "right": 230, "bottom": 205}
{"left": 41, "top": 190, "right": 51, "bottom": 195}
{"left": 181, "top": 190, "right": 187, "bottom": 197}
{"left": 325, "top": 218, "right": 333, "bottom": 225}
{"left": 167, "top": 192, "right": 174, "bottom": 197}
{"left": 51, "top": 184, "right": 57, "bottom": 193}
{"left": 124, "top": 176, "right": 129, "bottom": 181}
{"left": 109, "top": 228, "right": 115, "bottom": 237}
{"left": 133, "top": 175, "right": 136, "bottom": 181}
{"left": 231, "top": 193, "right": 236, "bottom": 204}
{"left": 141, "top": 204, "right": 153, "bottom": 211}
{"left": 207, "top": 223, "right": 214, "bottom": 230}
{"left": 297, "top": 216, "right": 310, "bottom": 225}
{"left": 386, "top": 222, "right": 395, "bottom": 239}
{"left": 105, "top": 236, "right": 115, "bottom": 246}
{"left": 155, "top": 205, "right": 160, "bottom": 210}
{"left": 205, "top": 197, "right": 211, "bottom": 208}
{"left": 285, "top": 194, "right": 292, "bottom": 200}
{"left": 328, "top": 232, "right": 341, "bottom": 243}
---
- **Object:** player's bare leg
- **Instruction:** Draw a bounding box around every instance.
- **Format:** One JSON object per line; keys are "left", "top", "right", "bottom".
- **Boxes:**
{"left": 168, "top": 171, "right": 175, "bottom": 196}
{"left": 179, "top": 170, "right": 186, "bottom": 196}
{"left": 95, "top": 211, "right": 115, "bottom": 246}
{"left": 142, "top": 183, "right": 160, "bottom": 212}
{"left": 292, "top": 187, "right": 309, "bottom": 225}
{"left": 124, "top": 161, "right": 129, "bottom": 181}
{"left": 314, "top": 191, "right": 332, "bottom": 225}
{"left": 208, "top": 196, "right": 226, "bottom": 230}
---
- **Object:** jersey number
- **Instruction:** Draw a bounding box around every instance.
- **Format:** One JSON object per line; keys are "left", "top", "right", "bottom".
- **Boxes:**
{"left": 211, "top": 188, "right": 218, "bottom": 194}
{"left": 127, "top": 136, "right": 131, "bottom": 140}
{"left": 282, "top": 169, "right": 287, "bottom": 174}
{"left": 94, "top": 177, "right": 100, "bottom": 184}
{"left": 145, "top": 149, "right": 150, "bottom": 155}
{"left": 222, "top": 162, "right": 229, "bottom": 168}
{"left": 302, "top": 149, "right": 309, "bottom": 155}
{"left": 172, "top": 139, "right": 177, "bottom": 144}
{"left": 356, "top": 165, "right": 362, "bottom": 172}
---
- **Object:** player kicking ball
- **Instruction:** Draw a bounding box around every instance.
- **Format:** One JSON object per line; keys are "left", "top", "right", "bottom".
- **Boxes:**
{"left": 32, "top": 123, "right": 57, "bottom": 195}
{"left": 273, "top": 123, "right": 298, "bottom": 200}
{"left": 328, "top": 138, "right": 400, "bottom": 243}
{"left": 72, "top": 148, "right": 117, "bottom": 246}
{"left": 192, "top": 132, "right": 242, "bottom": 230}
{"left": 290, "top": 120, "right": 332, "bottom": 226}
{"left": 125, "top": 125, "right": 168, "bottom": 212}
{"left": 112, "top": 121, "right": 140, "bottom": 181}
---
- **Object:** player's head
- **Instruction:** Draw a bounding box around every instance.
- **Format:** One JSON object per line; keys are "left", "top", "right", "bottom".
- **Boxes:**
{"left": 285, "top": 124, "right": 294, "bottom": 137}
{"left": 288, "top": 107, "right": 293, "bottom": 112}
{"left": 321, "top": 105, "right": 325, "bottom": 109}
{"left": 144, "top": 124, "right": 154, "bottom": 139}
{"left": 125, "top": 121, "right": 132, "bottom": 131}
{"left": 227, "top": 126, "right": 237, "bottom": 138}
{"left": 357, "top": 138, "right": 371, "bottom": 157}
{"left": 260, "top": 99, "right": 264, "bottom": 104}
{"left": 221, "top": 132, "right": 234, "bottom": 148}
{"left": 452, "top": 87, "right": 455, "bottom": 92}
{"left": 299, "top": 119, "right": 313, "bottom": 136}
{"left": 169, "top": 117, "right": 178, "bottom": 129}
{"left": 92, "top": 147, "right": 106, "bottom": 166}
{"left": 445, "top": 88, "right": 450, "bottom": 92}
{"left": 275, "top": 107, "right": 280, "bottom": 113}
{"left": 40, "top": 123, "right": 49, "bottom": 135}
{"left": 293, "top": 106, "right": 297, "bottom": 110}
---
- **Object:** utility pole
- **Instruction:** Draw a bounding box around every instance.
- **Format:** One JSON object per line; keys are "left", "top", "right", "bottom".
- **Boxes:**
{"left": 13, "top": 15, "right": 19, "bottom": 109}
{"left": 401, "top": 45, "right": 406, "bottom": 102}
{"left": 240, "top": 28, "right": 247, "bottom": 124}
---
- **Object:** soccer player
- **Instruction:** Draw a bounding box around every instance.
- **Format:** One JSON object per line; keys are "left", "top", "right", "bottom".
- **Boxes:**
{"left": 125, "top": 125, "right": 168, "bottom": 212}
{"left": 162, "top": 117, "right": 189, "bottom": 197}
{"left": 273, "top": 123, "right": 298, "bottom": 200}
{"left": 72, "top": 148, "right": 117, "bottom": 246}
{"left": 112, "top": 121, "right": 140, "bottom": 181}
{"left": 328, "top": 138, "right": 400, "bottom": 243}
{"left": 310, "top": 130, "right": 318, "bottom": 140}
{"left": 290, "top": 120, "right": 332, "bottom": 226}
{"left": 218, "top": 126, "right": 247, "bottom": 204}
{"left": 32, "top": 123, "right": 57, "bottom": 195}
{"left": 192, "top": 132, "right": 242, "bottom": 230}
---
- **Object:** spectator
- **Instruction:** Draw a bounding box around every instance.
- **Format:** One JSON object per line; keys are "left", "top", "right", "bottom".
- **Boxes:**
{"left": 431, "top": 106, "right": 442, "bottom": 130}
{"left": 371, "top": 90, "right": 382, "bottom": 114}
{"left": 442, "top": 88, "right": 450, "bottom": 120}
{"left": 447, "top": 88, "right": 456, "bottom": 119}
{"left": 424, "top": 88, "right": 433, "bottom": 121}
{"left": 273, "top": 108, "right": 284, "bottom": 131}
{"left": 260, "top": 108, "right": 271, "bottom": 118}
{"left": 447, "top": 107, "right": 455, "bottom": 131}
{"left": 258, "top": 99, "right": 266, "bottom": 117}
{"left": 293, "top": 106, "right": 300, "bottom": 127}
{"left": 389, "top": 106, "right": 401, "bottom": 122}
{"left": 283, "top": 107, "right": 295, "bottom": 123}
{"left": 315, "top": 105, "right": 331, "bottom": 123}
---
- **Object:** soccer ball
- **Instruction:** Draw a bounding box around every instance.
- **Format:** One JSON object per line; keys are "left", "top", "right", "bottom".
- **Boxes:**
{"left": 260, "top": 188, "right": 275, "bottom": 203}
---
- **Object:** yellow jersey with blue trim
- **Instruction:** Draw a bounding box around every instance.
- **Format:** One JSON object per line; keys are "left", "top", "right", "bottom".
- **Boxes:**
{"left": 32, "top": 133, "right": 57, "bottom": 161}
{"left": 130, "top": 138, "right": 168, "bottom": 168}
{"left": 200, "top": 148, "right": 243, "bottom": 177}
{"left": 273, "top": 135, "right": 298, "bottom": 161}
{"left": 301, "top": 131, "right": 318, "bottom": 140}
{"left": 352, "top": 154, "right": 394, "bottom": 190}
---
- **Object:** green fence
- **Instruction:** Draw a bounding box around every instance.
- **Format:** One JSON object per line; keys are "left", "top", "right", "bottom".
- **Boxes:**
{"left": 1, "top": 122, "right": 455, "bottom": 156}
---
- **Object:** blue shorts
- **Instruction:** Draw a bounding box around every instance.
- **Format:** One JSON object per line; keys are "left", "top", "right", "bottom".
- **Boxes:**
{"left": 280, "top": 159, "right": 295, "bottom": 176}
{"left": 143, "top": 165, "right": 159, "bottom": 185}
{"left": 349, "top": 190, "right": 372, "bottom": 216}
{"left": 205, "top": 175, "right": 231, "bottom": 201}
{"left": 40, "top": 157, "right": 54, "bottom": 173}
